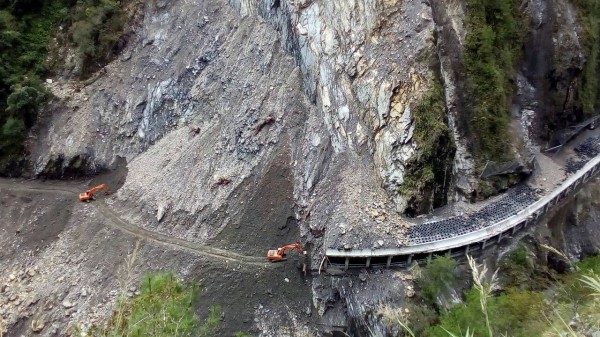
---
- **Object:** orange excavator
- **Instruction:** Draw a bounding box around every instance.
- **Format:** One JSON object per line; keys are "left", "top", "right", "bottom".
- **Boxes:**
{"left": 79, "top": 184, "right": 110, "bottom": 202}
{"left": 267, "top": 243, "right": 306, "bottom": 262}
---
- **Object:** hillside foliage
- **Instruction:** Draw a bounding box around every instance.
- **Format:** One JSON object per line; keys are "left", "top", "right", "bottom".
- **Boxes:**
{"left": 86, "top": 273, "right": 220, "bottom": 337}
{"left": 400, "top": 74, "right": 455, "bottom": 216}
{"left": 0, "top": 0, "right": 132, "bottom": 171}
{"left": 463, "top": 0, "right": 525, "bottom": 166}
{"left": 417, "top": 256, "right": 457, "bottom": 306}
{"left": 574, "top": 0, "right": 600, "bottom": 117}
{"left": 407, "top": 254, "right": 600, "bottom": 337}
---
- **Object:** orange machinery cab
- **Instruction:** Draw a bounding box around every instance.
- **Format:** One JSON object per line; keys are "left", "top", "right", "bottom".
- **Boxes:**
{"left": 267, "top": 243, "right": 305, "bottom": 262}
{"left": 78, "top": 192, "right": 92, "bottom": 202}
{"left": 267, "top": 249, "right": 285, "bottom": 262}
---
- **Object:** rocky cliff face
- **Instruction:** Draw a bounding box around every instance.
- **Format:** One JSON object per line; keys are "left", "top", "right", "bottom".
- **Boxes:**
{"left": 24, "top": 0, "right": 596, "bottom": 334}
{"left": 30, "top": 0, "right": 592, "bottom": 216}
{"left": 31, "top": 0, "right": 454, "bottom": 217}
{"left": 517, "top": 0, "right": 586, "bottom": 149}
{"left": 544, "top": 177, "right": 600, "bottom": 259}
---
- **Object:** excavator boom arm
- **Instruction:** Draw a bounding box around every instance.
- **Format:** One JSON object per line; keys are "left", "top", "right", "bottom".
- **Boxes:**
{"left": 87, "top": 184, "right": 109, "bottom": 194}
{"left": 79, "top": 184, "right": 110, "bottom": 202}
{"left": 276, "top": 243, "right": 303, "bottom": 255}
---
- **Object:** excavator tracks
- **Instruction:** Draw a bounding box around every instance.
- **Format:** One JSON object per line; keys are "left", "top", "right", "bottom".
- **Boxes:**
{"left": 0, "top": 179, "right": 272, "bottom": 268}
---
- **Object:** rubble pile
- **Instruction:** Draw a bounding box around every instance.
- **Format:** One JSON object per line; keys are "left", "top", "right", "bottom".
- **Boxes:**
{"left": 575, "top": 136, "right": 600, "bottom": 158}
{"left": 565, "top": 158, "right": 587, "bottom": 174}
{"left": 408, "top": 185, "right": 538, "bottom": 245}
{"left": 565, "top": 137, "right": 600, "bottom": 174}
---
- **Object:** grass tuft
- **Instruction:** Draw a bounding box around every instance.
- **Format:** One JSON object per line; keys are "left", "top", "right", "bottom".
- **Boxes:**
{"left": 467, "top": 255, "right": 497, "bottom": 337}
{"left": 418, "top": 255, "right": 457, "bottom": 306}
{"left": 580, "top": 275, "right": 600, "bottom": 297}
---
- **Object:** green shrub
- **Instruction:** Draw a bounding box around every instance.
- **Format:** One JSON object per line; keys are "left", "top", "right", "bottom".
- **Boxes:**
{"left": 418, "top": 256, "right": 457, "bottom": 306}
{"left": 1, "top": 117, "right": 25, "bottom": 139}
{"left": 575, "top": 254, "right": 600, "bottom": 273}
{"left": 400, "top": 72, "right": 455, "bottom": 215}
{"left": 0, "top": 0, "right": 133, "bottom": 169}
{"left": 69, "top": 0, "right": 128, "bottom": 76}
{"left": 463, "top": 0, "right": 526, "bottom": 166}
{"left": 497, "top": 243, "right": 548, "bottom": 289}
{"left": 88, "top": 273, "right": 219, "bottom": 337}
{"left": 6, "top": 86, "right": 45, "bottom": 125}
{"left": 574, "top": 0, "right": 600, "bottom": 117}
{"left": 425, "top": 288, "right": 548, "bottom": 337}
{"left": 0, "top": 116, "right": 25, "bottom": 159}
{"left": 556, "top": 254, "right": 600, "bottom": 307}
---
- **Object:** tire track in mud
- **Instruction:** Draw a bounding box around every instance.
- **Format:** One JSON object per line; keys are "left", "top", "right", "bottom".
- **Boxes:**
{"left": 0, "top": 180, "right": 272, "bottom": 267}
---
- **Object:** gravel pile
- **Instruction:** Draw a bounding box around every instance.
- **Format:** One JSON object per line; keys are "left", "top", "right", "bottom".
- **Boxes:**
{"left": 563, "top": 137, "right": 600, "bottom": 174}
{"left": 407, "top": 185, "right": 538, "bottom": 245}
{"left": 565, "top": 158, "right": 588, "bottom": 174}
{"left": 575, "top": 136, "right": 600, "bottom": 158}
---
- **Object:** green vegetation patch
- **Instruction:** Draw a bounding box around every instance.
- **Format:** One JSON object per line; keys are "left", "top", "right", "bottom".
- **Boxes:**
{"left": 417, "top": 256, "right": 457, "bottom": 306}
{"left": 574, "top": 0, "right": 600, "bottom": 116}
{"left": 497, "top": 243, "right": 552, "bottom": 290}
{"left": 400, "top": 73, "right": 455, "bottom": 215}
{"left": 0, "top": 0, "right": 134, "bottom": 172}
{"left": 69, "top": 0, "right": 131, "bottom": 76}
{"left": 425, "top": 288, "right": 548, "bottom": 337}
{"left": 87, "top": 273, "right": 219, "bottom": 337}
{"left": 0, "top": 2, "right": 57, "bottom": 169}
{"left": 415, "top": 253, "right": 600, "bottom": 337}
{"left": 463, "top": 0, "right": 526, "bottom": 166}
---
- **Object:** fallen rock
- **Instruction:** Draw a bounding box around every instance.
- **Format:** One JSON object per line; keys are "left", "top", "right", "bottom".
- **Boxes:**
{"left": 62, "top": 300, "right": 74, "bottom": 308}
{"left": 32, "top": 319, "right": 45, "bottom": 332}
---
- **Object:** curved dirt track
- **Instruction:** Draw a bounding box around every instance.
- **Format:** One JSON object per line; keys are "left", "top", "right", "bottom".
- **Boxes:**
{"left": 0, "top": 179, "right": 272, "bottom": 267}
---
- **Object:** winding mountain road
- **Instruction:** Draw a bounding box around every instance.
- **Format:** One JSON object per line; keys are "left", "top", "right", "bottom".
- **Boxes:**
{"left": 0, "top": 179, "right": 271, "bottom": 267}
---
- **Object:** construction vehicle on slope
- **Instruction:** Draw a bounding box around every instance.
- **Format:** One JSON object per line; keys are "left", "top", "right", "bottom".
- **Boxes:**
{"left": 79, "top": 184, "right": 110, "bottom": 202}
{"left": 267, "top": 243, "right": 306, "bottom": 262}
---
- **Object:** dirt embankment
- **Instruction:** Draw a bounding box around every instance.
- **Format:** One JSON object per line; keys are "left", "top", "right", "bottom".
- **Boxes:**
{"left": 213, "top": 143, "right": 299, "bottom": 256}
{"left": 0, "top": 177, "right": 317, "bottom": 336}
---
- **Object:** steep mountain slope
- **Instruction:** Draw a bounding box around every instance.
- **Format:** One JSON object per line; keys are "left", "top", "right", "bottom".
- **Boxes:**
{"left": 12, "top": 0, "right": 599, "bottom": 335}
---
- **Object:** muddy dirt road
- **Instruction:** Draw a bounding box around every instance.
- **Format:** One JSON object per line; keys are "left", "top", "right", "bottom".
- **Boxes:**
{"left": 0, "top": 179, "right": 270, "bottom": 265}
{"left": 0, "top": 178, "right": 316, "bottom": 336}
